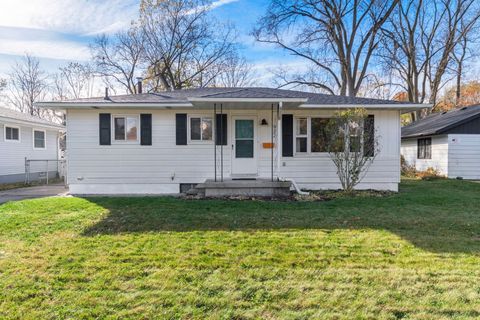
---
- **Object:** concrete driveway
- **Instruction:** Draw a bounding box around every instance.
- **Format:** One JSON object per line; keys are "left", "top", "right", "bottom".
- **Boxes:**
{"left": 0, "top": 184, "right": 69, "bottom": 204}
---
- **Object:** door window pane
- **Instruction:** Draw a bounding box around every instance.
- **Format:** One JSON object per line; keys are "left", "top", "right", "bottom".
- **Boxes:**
{"left": 235, "top": 120, "right": 253, "bottom": 139}
{"left": 236, "top": 140, "right": 254, "bottom": 158}
{"left": 34, "top": 130, "right": 45, "bottom": 148}
{"left": 114, "top": 117, "right": 125, "bottom": 140}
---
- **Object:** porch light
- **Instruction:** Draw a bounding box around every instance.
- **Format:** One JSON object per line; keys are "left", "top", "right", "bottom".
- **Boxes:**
{"left": 260, "top": 119, "right": 268, "bottom": 126}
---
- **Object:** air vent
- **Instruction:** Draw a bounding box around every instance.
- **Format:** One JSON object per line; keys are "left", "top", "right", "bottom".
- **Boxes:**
{"left": 441, "top": 111, "right": 447, "bottom": 115}
{"left": 461, "top": 106, "right": 468, "bottom": 110}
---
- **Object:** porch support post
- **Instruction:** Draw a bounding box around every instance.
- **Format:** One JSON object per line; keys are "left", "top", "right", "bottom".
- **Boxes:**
{"left": 271, "top": 103, "right": 274, "bottom": 182}
{"left": 277, "top": 102, "right": 282, "bottom": 181}
{"left": 220, "top": 103, "right": 224, "bottom": 182}
{"left": 214, "top": 103, "right": 217, "bottom": 182}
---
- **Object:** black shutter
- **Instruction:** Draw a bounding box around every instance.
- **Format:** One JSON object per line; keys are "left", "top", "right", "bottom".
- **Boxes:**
{"left": 140, "top": 114, "right": 152, "bottom": 146}
{"left": 282, "top": 114, "right": 293, "bottom": 157}
{"left": 176, "top": 113, "right": 187, "bottom": 145}
{"left": 215, "top": 114, "right": 228, "bottom": 145}
{"left": 99, "top": 113, "right": 111, "bottom": 145}
{"left": 364, "top": 115, "right": 375, "bottom": 157}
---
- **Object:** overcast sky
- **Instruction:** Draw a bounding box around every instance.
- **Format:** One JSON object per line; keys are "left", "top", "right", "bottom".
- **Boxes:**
{"left": 0, "top": 0, "right": 301, "bottom": 85}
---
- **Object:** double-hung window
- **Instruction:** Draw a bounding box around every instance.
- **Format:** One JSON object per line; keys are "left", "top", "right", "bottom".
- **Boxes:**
{"left": 5, "top": 126, "right": 20, "bottom": 142}
{"left": 417, "top": 138, "right": 432, "bottom": 159}
{"left": 295, "top": 118, "right": 308, "bottom": 153}
{"left": 190, "top": 116, "right": 212, "bottom": 141}
{"left": 113, "top": 115, "right": 138, "bottom": 141}
{"left": 33, "top": 130, "right": 46, "bottom": 149}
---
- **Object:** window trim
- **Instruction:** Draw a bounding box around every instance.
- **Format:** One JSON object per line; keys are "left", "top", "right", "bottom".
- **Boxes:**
{"left": 294, "top": 116, "right": 332, "bottom": 155}
{"left": 111, "top": 114, "right": 140, "bottom": 144}
{"left": 293, "top": 116, "right": 367, "bottom": 155}
{"left": 294, "top": 117, "right": 309, "bottom": 154}
{"left": 32, "top": 129, "right": 46, "bottom": 150}
{"left": 4, "top": 125, "right": 21, "bottom": 143}
{"left": 417, "top": 137, "right": 432, "bottom": 159}
{"left": 188, "top": 115, "right": 214, "bottom": 144}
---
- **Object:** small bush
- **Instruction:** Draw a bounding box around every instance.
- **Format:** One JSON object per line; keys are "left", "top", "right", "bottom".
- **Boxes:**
{"left": 400, "top": 155, "right": 417, "bottom": 178}
{"left": 416, "top": 167, "right": 445, "bottom": 180}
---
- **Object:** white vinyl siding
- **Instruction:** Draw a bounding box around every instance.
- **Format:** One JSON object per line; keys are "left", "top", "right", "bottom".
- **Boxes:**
{"left": 67, "top": 108, "right": 401, "bottom": 193}
{"left": 401, "top": 135, "right": 449, "bottom": 176}
{"left": 448, "top": 134, "right": 480, "bottom": 179}
{"left": 0, "top": 123, "right": 59, "bottom": 176}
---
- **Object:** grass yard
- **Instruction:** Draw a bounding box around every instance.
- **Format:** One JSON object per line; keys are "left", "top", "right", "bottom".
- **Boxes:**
{"left": 0, "top": 179, "right": 479, "bottom": 319}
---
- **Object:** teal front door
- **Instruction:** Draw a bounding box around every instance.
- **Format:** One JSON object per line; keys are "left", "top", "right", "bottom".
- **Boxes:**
{"left": 232, "top": 117, "right": 257, "bottom": 175}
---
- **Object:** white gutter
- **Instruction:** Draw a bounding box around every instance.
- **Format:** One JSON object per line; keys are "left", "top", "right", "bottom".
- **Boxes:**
{"left": 0, "top": 116, "right": 64, "bottom": 130}
{"left": 298, "top": 103, "right": 431, "bottom": 113}
{"left": 35, "top": 102, "right": 193, "bottom": 109}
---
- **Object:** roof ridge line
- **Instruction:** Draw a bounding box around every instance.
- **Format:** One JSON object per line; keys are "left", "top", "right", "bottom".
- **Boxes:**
{"left": 199, "top": 88, "right": 247, "bottom": 98}
{"left": 247, "top": 87, "right": 295, "bottom": 98}
{"left": 150, "top": 92, "right": 176, "bottom": 99}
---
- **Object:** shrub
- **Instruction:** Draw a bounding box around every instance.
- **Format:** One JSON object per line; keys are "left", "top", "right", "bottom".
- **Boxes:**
{"left": 416, "top": 167, "right": 445, "bottom": 180}
{"left": 400, "top": 155, "right": 417, "bottom": 178}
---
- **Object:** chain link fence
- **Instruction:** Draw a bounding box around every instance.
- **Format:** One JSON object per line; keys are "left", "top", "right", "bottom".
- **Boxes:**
{"left": 24, "top": 158, "right": 67, "bottom": 186}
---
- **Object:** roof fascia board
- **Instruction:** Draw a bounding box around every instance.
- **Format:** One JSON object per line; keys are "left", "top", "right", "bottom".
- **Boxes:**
{"left": 0, "top": 116, "right": 64, "bottom": 130}
{"left": 36, "top": 102, "right": 193, "bottom": 109}
{"left": 299, "top": 103, "right": 429, "bottom": 111}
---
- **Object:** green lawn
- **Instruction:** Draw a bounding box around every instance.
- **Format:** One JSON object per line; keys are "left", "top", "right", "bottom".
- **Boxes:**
{"left": 0, "top": 180, "right": 479, "bottom": 319}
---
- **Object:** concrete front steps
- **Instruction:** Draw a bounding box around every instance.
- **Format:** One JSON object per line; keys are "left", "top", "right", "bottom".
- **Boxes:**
{"left": 191, "top": 179, "right": 292, "bottom": 198}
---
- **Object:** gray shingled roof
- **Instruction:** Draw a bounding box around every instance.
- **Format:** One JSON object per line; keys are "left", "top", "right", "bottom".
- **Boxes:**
{"left": 401, "top": 105, "right": 480, "bottom": 138}
{"left": 0, "top": 107, "right": 64, "bottom": 128}
{"left": 45, "top": 87, "right": 413, "bottom": 105}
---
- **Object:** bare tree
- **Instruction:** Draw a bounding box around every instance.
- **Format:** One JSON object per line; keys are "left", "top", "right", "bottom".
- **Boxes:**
{"left": 379, "top": 0, "right": 480, "bottom": 119}
{"left": 140, "top": 0, "right": 236, "bottom": 91}
{"left": 451, "top": 19, "right": 480, "bottom": 107}
{"left": 8, "top": 54, "right": 49, "bottom": 117}
{"left": 253, "top": 0, "right": 399, "bottom": 96}
{"left": 53, "top": 62, "right": 97, "bottom": 100}
{"left": 427, "top": 0, "right": 480, "bottom": 107}
{"left": 325, "top": 108, "right": 380, "bottom": 192}
{"left": 90, "top": 25, "right": 145, "bottom": 94}
{"left": 216, "top": 53, "right": 256, "bottom": 87}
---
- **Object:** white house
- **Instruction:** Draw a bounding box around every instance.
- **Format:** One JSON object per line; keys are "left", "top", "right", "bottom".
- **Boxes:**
{"left": 37, "top": 87, "right": 423, "bottom": 195}
{"left": 401, "top": 105, "right": 480, "bottom": 179}
{"left": 0, "top": 107, "right": 65, "bottom": 184}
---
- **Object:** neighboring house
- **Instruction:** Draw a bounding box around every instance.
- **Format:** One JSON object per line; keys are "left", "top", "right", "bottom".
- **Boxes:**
{"left": 37, "top": 87, "right": 423, "bottom": 194}
{"left": 0, "top": 107, "right": 64, "bottom": 184}
{"left": 401, "top": 105, "right": 480, "bottom": 179}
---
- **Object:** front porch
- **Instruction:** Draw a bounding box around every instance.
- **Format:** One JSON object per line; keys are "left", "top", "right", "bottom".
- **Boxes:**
{"left": 191, "top": 178, "right": 292, "bottom": 198}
